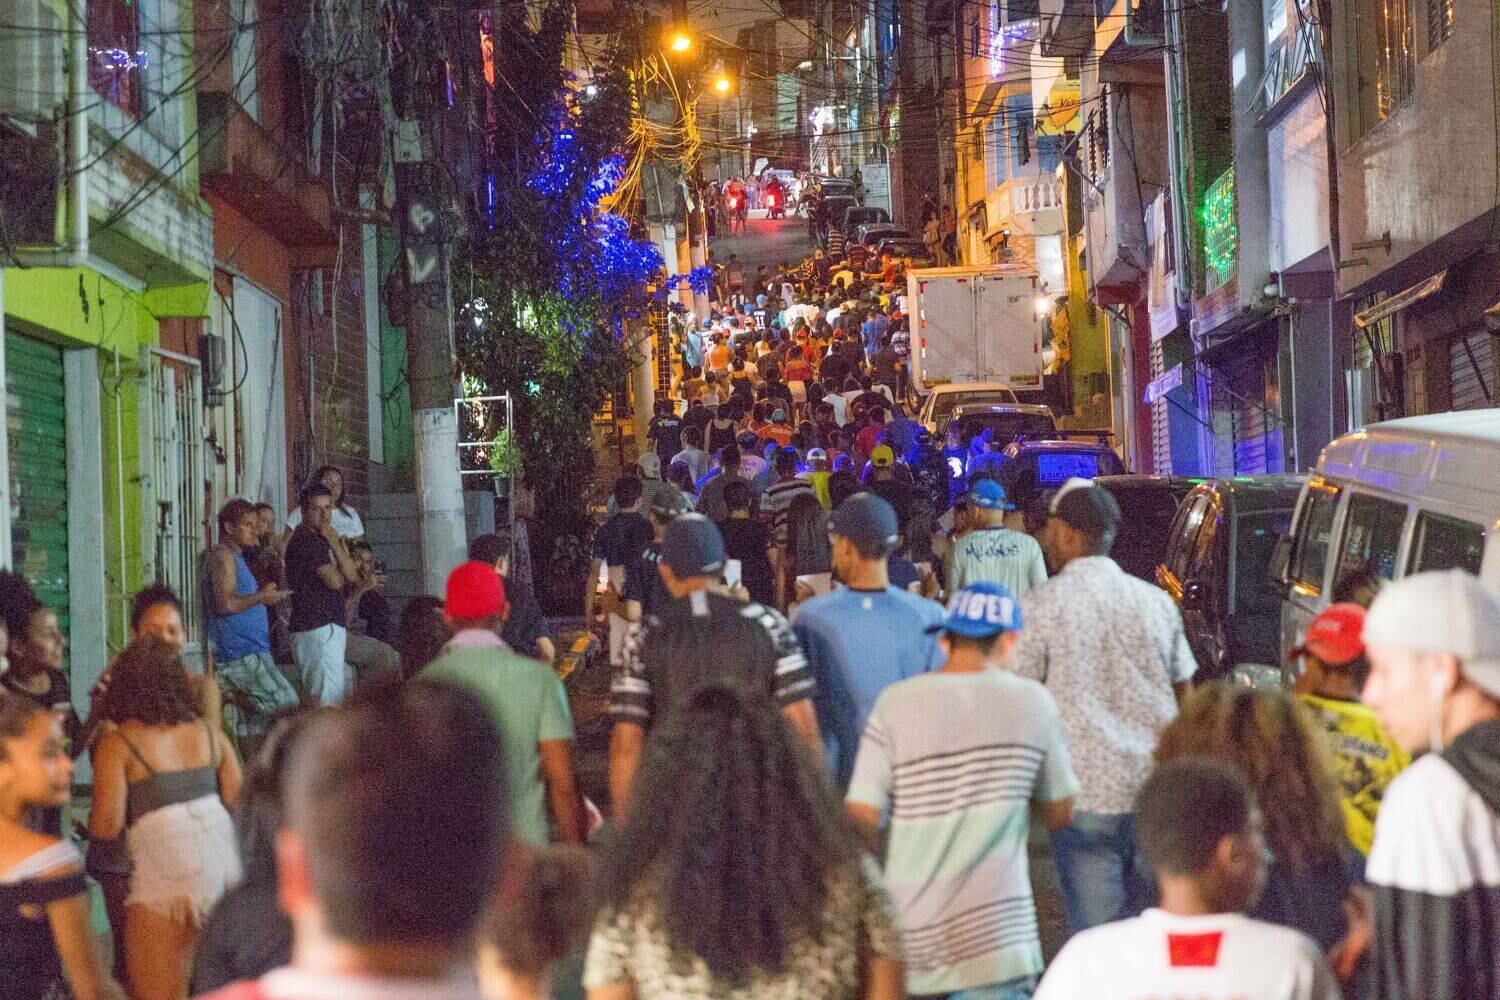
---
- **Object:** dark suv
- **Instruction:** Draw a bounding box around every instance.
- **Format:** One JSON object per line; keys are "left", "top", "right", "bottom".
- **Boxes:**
{"left": 1095, "top": 476, "right": 1201, "bottom": 582}
{"left": 1155, "top": 475, "right": 1305, "bottom": 679}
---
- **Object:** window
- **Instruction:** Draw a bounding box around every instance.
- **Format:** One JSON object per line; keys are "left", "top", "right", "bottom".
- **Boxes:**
{"left": 1036, "top": 134, "right": 1064, "bottom": 172}
{"left": 232, "top": 0, "right": 260, "bottom": 120}
{"left": 1427, "top": 0, "right": 1453, "bottom": 49}
{"left": 971, "top": 17, "right": 982, "bottom": 58}
{"left": 1353, "top": 0, "right": 1414, "bottom": 136}
{"left": 1335, "top": 493, "right": 1407, "bottom": 595}
{"left": 984, "top": 116, "right": 1004, "bottom": 188}
{"left": 1290, "top": 482, "right": 1341, "bottom": 591}
{"left": 1235, "top": 510, "right": 1295, "bottom": 614}
{"left": 88, "top": 0, "right": 144, "bottom": 118}
{"left": 1409, "top": 511, "right": 1484, "bottom": 574}
{"left": 1166, "top": 494, "right": 1210, "bottom": 583}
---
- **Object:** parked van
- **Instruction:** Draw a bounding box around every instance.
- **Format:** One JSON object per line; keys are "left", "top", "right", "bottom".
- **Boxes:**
{"left": 1276, "top": 410, "right": 1500, "bottom": 667}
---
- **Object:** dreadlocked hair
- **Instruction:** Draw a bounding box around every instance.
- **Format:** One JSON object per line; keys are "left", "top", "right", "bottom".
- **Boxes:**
{"left": 595, "top": 684, "right": 859, "bottom": 985}
{"left": 1154, "top": 682, "right": 1347, "bottom": 871}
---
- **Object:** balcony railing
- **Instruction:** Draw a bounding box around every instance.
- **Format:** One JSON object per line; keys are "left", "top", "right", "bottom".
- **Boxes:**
{"left": 1014, "top": 176, "right": 1063, "bottom": 213}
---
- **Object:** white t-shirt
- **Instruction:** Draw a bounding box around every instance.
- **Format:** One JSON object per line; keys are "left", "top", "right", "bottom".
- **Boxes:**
{"left": 284, "top": 504, "right": 365, "bottom": 538}
{"left": 1035, "top": 910, "right": 1340, "bottom": 1000}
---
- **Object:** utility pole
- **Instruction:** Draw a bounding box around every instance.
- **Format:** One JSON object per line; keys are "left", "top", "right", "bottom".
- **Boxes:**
{"left": 390, "top": 5, "right": 468, "bottom": 593}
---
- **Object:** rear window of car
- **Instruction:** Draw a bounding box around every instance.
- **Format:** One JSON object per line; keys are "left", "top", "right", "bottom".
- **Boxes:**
{"left": 957, "top": 413, "right": 1057, "bottom": 447}
{"left": 1108, "top": 487, "right": 1187, "bottom": 582}
{"left": 932, "top": 390, "right": 1020, "bottom": 421}
{"left": 1033, "top": 448, "right": 1125, "bottom": 485}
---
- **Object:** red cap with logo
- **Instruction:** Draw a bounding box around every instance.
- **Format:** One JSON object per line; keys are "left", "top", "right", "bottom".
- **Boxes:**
{"left": 445, "top": 560, "right": 508, "bottom": 620}
{"left": 1291, "top": 602, "right": 1366, "bottom": 666}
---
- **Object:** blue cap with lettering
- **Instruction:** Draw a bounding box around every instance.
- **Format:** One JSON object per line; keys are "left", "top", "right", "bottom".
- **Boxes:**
{"left": 968, "top": 478, "right": 1014, "bottom": 511}
{"left": 927, "top": 581, "right": 1024, "bottom": 638}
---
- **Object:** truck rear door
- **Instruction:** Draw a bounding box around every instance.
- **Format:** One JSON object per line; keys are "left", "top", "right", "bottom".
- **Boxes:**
{"left": 913, "top": 275, "right": 982, "bottom": 388}
{"left": 975, "top": 273, "right": 1043, "bottom": 390}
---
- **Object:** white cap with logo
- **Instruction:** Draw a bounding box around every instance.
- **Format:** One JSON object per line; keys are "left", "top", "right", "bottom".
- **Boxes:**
{"left": 1364, "top": 569, "right": 1500, "bottom": 698}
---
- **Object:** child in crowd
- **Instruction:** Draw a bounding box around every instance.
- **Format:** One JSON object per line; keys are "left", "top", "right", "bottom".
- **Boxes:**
{"left": 1036, "top": 756, "right": 1340, "bottom": 1000}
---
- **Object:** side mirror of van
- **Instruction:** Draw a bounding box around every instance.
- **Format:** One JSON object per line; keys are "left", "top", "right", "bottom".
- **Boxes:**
{"left": 1269, "top": 534, "right": 1294, "bottom": 586}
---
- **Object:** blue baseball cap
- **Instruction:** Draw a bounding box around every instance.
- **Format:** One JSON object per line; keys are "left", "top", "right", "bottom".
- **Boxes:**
{"left": 968, "top": 478, "right": 1014, "bottom": 511}
{"left": 927, "top": 581, "right": 1024, "bottom": 638}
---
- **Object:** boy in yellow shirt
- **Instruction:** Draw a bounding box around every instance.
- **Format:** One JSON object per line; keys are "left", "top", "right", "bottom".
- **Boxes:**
{"left": 1291, "top": 602, "right": 1410, "bottom": 858}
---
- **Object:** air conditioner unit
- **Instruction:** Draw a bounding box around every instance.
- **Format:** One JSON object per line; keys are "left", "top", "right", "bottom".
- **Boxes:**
{"left": 0, "top": 0, "right": 66, "bottom": 120}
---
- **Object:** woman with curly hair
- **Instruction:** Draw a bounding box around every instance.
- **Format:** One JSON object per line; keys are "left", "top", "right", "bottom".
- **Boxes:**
{"left": 1154, "top": 683, "right": 1367, "bottom": 975}
{"left": 584, "top": 684, "right": 903, "bottom": 1000}
{"left": 87, "top": 637, "right": 242, "bottom": 1000}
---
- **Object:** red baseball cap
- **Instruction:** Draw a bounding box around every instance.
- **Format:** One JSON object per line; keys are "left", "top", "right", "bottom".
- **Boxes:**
{"left": 445, "top": 560, "right": 508, "bottom": 620}
{"left": 1291, "top": 602, "right": 1366, "bottom": 667}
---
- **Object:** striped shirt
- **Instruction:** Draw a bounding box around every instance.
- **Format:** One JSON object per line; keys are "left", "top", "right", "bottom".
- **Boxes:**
{"left": 946, "top": 527, "right": 1049, "bottom": 600}
{"left": 848, "top": 668, "right": 1078, "bottom": 995}
{"left": 762, "top": 477, "right": 817, "bottom": 544}
{"left": 610, "top": 589, "right": 814, "bottom": 729}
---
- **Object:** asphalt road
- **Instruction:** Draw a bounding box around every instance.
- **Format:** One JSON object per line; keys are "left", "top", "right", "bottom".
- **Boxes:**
{"left": 708, "top": 209, "right": 817, "bottom": 271}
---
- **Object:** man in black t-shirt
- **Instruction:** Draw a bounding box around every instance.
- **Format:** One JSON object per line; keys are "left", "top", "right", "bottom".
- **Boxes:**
{"left": 286, "top": 485, "right": 361, "bottom": 705}
{"left": 607, "top": 514, "right": 821, "bottom": 820}
{"left": 647, "top": 400, "right": 683, "bottom": 466}
{"left": 587, "top": 477, "right": 655, "bottom": 672}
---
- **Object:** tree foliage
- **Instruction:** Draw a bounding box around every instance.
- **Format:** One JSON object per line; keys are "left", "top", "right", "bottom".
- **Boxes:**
{"left": 454, "top": 2, "right": 660, "bottom": 560}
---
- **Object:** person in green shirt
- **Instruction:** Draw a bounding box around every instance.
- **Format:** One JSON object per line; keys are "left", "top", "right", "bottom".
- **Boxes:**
{"left": 421, "top": 560, "right": 585, "bottom": 845}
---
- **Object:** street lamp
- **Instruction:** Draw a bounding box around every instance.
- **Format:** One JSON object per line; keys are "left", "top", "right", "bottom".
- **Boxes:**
{"left": 667, "top": 30, "right": 692, "bottom": 53}
{"left": 713, "top": 74, "right": 732, "bottom": 95}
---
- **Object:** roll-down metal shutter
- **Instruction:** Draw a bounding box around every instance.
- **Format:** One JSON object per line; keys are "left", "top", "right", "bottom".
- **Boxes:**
{"left": 5, "top": 333, "right": 70, "bottom": 637}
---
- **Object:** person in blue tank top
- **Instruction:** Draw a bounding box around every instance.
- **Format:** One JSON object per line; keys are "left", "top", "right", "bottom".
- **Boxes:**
{"left": 206, "top": 500, "right": 298, "bottom": 750}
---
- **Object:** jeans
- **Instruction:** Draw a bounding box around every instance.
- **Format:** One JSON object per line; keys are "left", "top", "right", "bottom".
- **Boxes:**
{"left": 292, "top": 623, "right": 351, "bottom": 706}
{"left": 1051, "top": 810, "right": 1156, "bottom": 935}
{"left": 913, "top": 978, "right": 1035, "bottom": 1000}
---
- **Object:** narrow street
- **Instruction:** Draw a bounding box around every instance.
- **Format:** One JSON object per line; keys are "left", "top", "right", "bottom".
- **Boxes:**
{"left": 709, "top": 210, "right": 817, "bottom": 270}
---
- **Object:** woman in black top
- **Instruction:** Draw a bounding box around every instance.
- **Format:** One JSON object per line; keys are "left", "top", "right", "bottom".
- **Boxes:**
{"left": 703, "top": 403, "right": 739, "bottom": 456}
{"left": 0, "top": 690, "right": 122, "bottom": 1000}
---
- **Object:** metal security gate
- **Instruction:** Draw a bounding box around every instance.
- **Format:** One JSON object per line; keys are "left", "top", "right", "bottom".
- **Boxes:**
{"left": 1449, "top": 330, "right": 1494, "bottom": 411}
{"left": 142, "top": 347, "right": 205, "bottom": 656}
{"left": 5, "top": 333, "right": 69, "bottom": 637}
{"left": 1149, "top": 340, "right": 1171, "bottom": 475}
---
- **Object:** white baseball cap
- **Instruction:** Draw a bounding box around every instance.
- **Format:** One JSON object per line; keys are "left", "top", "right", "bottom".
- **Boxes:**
{"left": 1364, "top": 569, "right": 1500, "bottom": 698}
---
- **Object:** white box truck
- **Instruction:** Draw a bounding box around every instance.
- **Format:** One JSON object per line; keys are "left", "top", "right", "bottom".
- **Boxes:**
{"left": 906, "top": 265, "right": 1043, "bottom": 395}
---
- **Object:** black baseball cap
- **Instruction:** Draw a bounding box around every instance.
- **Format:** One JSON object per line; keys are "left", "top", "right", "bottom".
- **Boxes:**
{"left": 829, "top": 492, "right": 900, "bottom": 550}
{"left": 660, "top": 513, "right": 726, "bottom": 577}
{"left": 1047, "top": 477, "right": 1121, "bottom": 545}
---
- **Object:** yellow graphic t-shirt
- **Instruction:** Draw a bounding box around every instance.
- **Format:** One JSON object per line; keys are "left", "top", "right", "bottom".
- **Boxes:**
{"left": 1297, "top": 693, "right": 1411, "bottom": 856}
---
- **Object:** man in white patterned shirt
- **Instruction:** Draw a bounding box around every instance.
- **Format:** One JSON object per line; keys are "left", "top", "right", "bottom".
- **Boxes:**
{"left": 1007, "top": 477, "right": 1197, "bottom": 936}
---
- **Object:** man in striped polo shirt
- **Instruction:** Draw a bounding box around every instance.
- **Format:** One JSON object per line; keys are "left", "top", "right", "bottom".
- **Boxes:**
{"left": 846, "top": 581, "right": 1078, "bottom": 999}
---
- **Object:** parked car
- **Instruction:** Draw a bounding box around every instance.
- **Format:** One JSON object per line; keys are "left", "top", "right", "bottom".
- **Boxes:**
{"left": 858, "top": 224, "right": 908, "bottom": 248}
{"left": 1095, "top": 475, "right": 1201, "bottom": 583}
{"left": 917, "top": 382, "right": 1021, "bottom": 433}
{"left": 1156, "top": 475, "right": 1305, "bottom": 679}
{"left": 878, "top": 239, "right": 935, "bottom": 266}
{"left": 821, "top": 195, "right": 857, "bottom": 233}
{"left": 842, "top": 205, "right": 890, "bottom": 236}
{"left": 817, "top": 177, "right": 856, "bottom": 197}
{"left": 945, "top": 403, "right": 1056, "bottom": 456}
{"left": 1275, "top": 409, "right": 1500, "bottom": 668}
{"left": 987, "top": 435, "right": 1127, "bottom": 511}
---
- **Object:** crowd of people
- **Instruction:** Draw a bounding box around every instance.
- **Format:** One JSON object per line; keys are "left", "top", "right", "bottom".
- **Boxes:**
{"left": 0, "top": 242, "right": 1496, "bottom": 1000}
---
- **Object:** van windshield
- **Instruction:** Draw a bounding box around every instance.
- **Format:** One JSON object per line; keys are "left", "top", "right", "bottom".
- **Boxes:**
{"left": 1236, "top": 510, "right": 1295, "bottom": 613}
{"left": 932, "top": 390, "right": 1021, "bottom": 423}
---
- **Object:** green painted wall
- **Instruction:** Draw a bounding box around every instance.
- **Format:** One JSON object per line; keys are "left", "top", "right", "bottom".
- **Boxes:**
{"left": 4, "top": 265, "right": 210, "bottom": 649}
{"left": 378, "top": 228, "right": 414, "bottom": 481}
